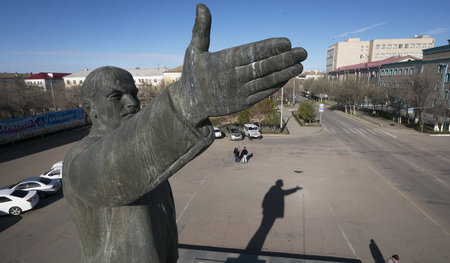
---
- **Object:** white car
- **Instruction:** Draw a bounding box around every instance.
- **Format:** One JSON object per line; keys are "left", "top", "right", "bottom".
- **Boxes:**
{"left": 0, "top": 189, "right": 39, "bottom": 216}
{"left": 7, "top": 177, "right": 62, "bottom": 198}
{"left": 51, "top": 161, "right": 63, "bottom": 170}
{"left": 243, "top": 123, "right": 262, "bottom": 140}
{"left": 40, "top": 167, "right": 62, "bottom": 180}
{"left": 214, "top": 127, "right": 223, "bottom": 138}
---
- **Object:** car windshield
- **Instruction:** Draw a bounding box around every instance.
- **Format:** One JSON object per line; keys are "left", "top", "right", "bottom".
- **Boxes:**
{"left": 9, "top": 183, "right": 19, "bottom": 189}
{"left": 248, "top": 127, "right": 257, "bottom": 130}
{"left": 11, "top": 190, "right": 28, "bottom": 198}
{"left": 39, "top": 178, "right": 52, "bottom": 184}
{"left": 231, "top": 128, "right": 239, "bottom": 133}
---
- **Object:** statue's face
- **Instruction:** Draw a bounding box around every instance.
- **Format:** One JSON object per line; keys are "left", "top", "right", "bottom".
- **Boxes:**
{"left": 92, "top": 74, "right": 140, "bottom": 132}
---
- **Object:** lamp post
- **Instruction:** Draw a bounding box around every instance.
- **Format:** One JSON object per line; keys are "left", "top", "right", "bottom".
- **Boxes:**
{"left": 48, "top": 73, "right": 57, "bottom": 111}
{"left": 280, "top": 87, "right": 284, "bottom": 129}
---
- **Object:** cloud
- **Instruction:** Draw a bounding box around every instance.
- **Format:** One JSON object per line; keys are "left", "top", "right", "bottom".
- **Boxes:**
{"left": 424, "top": 28, "right": 447, "bottom": 36}
{"left": 336, "top": 23, "right": 387, "bottom": 38}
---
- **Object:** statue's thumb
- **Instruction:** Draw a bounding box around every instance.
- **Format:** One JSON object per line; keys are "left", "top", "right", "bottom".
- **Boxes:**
{"left": 191, "top": 4, "right": 211, "bottom": 52}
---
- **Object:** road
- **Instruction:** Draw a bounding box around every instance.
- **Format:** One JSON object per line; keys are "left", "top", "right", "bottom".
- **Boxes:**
{"left": 0, "top": 107, "right": 449, "bottom": 263}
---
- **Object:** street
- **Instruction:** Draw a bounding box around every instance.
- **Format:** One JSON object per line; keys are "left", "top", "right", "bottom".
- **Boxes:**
{"left": 0, "top": 106, "right": 449, "bottom": 263}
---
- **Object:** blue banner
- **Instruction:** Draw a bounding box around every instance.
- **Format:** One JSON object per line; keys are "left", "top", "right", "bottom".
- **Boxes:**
{"left": 0, "top": 109, "right": 85, "bottom": 138}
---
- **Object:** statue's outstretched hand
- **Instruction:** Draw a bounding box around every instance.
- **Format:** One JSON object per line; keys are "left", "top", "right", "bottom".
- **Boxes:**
{"left": 169, "top": 4, "right": 307, "bottom": 126}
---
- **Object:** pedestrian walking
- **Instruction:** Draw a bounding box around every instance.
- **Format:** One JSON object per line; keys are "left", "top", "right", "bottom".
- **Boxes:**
{"left": 233, "top": 146, "right": 240, "bottom": 163}
{"left": 241, "top": 147, "right": 248, "bottom": 163}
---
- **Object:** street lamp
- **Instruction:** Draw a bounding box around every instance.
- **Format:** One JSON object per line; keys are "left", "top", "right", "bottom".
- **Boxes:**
{"left": 48, "top": 73, "right": 57, "bottom": 111}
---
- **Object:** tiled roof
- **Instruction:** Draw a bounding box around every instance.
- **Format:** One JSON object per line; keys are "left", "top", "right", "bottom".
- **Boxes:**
{"left": 26, "top": 72, "right": 70, "bottom": 80}
{"left": 64, "top": 69, "right": 91, "bottom": 78}
{"left": 127, "top": 67, "right": 167, "bottom": 77}
{"left": 331, "top": 56, "right": 418, "bottom": 72}
{"left": 164, "top": 65, "right": 183, "bottom": 73}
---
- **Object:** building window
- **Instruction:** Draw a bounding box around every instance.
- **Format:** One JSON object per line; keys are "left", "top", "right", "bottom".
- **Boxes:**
{"left": 429, "top": 43, "right": 433, "bottom": 48}
{"left": 405, "top": 44, "right": 409, "bottom": 48}
{"left": 376, "top": 44, "right": 380, "bottom": 49}
{"left": 410, "top": 68, "right": 414, "bottom": 75}
{"left": 381, "top": 44, "right": 386, "bottom": 49}
{"left": 386, "top": 53, "right": 391, "bottom": 57}
{"left": 66, "top": 80, "right": 70, "bottom": 84}
{"left": 422, "top": 43, "right": 427, "bottom": 48}
{"left": 381, "top": 70, "right": 385, "bottom": 76}
{"left": 381, "top": 53, "right": 385, "bottom": 57}
{"left": 387, "top": 44, "right": 392, "bottom": 49}
{"left": 410, "top": 43, "right": 415, "bottom": 48}
{"left": 393, "top": 44, "right": 397, "bottom": 49}
{"left": 445, "top": 73, "right": 450, "bottom": 83}
{"left": 438, "top": 64, "right": 447, "bottom": 74}
{"left": 394, "top": 69, "right": 398, "bottom": 75}
{"left": 153, "top": 79, "right": 157, "bottom": 83}
{"left": 399, "top": 69, "right": 403, "bottom": 75}
{"left": 399, "top": 44, "right": 403, "bottom": 48}
{"left": 80, "top": 80, "right": 83, "bottom": 84}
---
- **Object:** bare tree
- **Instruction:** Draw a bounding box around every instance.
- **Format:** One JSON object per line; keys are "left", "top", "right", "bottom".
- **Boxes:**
{"left": 404, "top": 68, "right": 437, "bottom": 128}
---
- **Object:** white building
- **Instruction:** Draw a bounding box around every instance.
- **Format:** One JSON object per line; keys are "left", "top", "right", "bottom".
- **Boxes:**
{"left": 326, "top": 36, "right": 435, "bottom": 73}
{"left": 64, "top": 67, "right": 178, "bottom": 88}
{"left": 25, "top": 72, "right": 70, "bottom": 91}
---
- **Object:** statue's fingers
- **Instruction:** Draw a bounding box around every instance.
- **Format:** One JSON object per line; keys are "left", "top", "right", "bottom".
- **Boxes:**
{"left": 247, "top": 87, "right": 281, "bottom": 106}
{"left": 236, "top": 47, "right": 307, "bottom": 83}
{"left": 217, "top": 38, "right": 292, "bottom": 66}
{"left": 242, "top": 64, "right": 303, "bottom": 95}
{"left": 190, "top": 4, "right": 211, "bottom": 52}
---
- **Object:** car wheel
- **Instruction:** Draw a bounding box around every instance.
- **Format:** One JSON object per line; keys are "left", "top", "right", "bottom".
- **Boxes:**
{"left": 38, "top": 192, "right": 47, "bottom": 198}
{"left": 9, "top": 206, "right": 22, "bottom": 216}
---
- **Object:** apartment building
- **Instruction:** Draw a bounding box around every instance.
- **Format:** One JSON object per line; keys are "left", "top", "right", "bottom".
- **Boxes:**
{"left": 326, "top": 36, "right": 434, "bottom": 73}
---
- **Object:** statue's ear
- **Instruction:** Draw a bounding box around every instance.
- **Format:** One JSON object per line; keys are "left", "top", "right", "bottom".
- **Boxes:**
{"left": 91, "top": 108, "right": 98, "bottom": 119}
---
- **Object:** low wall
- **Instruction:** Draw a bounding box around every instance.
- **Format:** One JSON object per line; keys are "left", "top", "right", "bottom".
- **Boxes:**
{"left": 0, "top": 109, "right": 86, "bottom": 145}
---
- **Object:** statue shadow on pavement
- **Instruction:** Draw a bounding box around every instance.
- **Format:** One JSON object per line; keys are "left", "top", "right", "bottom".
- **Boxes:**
{"left": 178, "top": 180, "right": 361, "bottom": 262}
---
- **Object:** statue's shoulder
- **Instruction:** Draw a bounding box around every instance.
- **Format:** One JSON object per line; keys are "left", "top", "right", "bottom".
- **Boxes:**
{"left": 65, "top": 135, "right": 101, "bottom": 162}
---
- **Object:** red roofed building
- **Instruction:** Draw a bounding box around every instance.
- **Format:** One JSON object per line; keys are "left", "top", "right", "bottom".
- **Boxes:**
{"left": 328, "top": 55, "right": 418, "bottom": 84}
{"left": 25, "top": 72, "right": 70, "bottom": 91}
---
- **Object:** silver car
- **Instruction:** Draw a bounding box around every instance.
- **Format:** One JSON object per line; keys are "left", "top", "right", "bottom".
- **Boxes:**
{"left": 226, "top": 126, "right": 243, "bottom": 140}
{"left": 7, "top": 177, "right": 61, "bottom": 198}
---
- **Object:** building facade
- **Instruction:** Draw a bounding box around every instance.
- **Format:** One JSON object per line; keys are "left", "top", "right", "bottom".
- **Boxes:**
{"left": 327, "top": 36, "right": 434, "bottom": 73}
{"left": 25, "top": 72, "right": 70, "bottom": 91}
{"left": 328, "top": 55, "right": 418, "bottom": 84}
{"left": 63, "top": 66, "right": 182, "bottom": 88}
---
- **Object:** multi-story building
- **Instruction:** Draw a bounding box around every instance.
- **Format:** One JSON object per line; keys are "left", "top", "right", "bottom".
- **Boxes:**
{"left": 326, "top": 36, "right": 434, "bottom": 73}
{"left": 328, "top": 55, "right": 418, "bottom": 84}
{"left": 25, "top": 72, "right": 70, "bottom": 91}
{"left": 380, "top": 41, "right": 450, "bottom": 108}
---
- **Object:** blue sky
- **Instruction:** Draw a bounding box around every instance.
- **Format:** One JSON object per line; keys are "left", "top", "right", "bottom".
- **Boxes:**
{"left": 0, "top": 0, "right": 448, "bottom": 74}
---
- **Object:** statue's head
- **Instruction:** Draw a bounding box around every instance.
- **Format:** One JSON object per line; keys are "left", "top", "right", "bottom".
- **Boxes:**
{"left": 275, "top": 179, "right": 283, "bottom": 188}
{"left": 82, "top": 66, "right": 140, "bottom": 134}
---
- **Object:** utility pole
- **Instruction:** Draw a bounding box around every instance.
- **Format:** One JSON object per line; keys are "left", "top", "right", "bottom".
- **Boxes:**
{"left": 280, "top": 87, "right": 284, "bottom": 129}
{"left": 48, "top": 73, "right": 57, "bottom": 111}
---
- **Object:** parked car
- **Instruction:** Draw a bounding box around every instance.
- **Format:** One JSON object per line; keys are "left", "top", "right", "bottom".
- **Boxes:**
{"left": 214, "top": 127, "right": 223, "bottom": 138}
{"left": 5, "top": 177, "right": 62, "bottom": 198}
{"left": 51, "top": 161, "right": 63, "bottom": 170}
{"left": 0, "top": 189, "right": 39, "bottom": 216}
{"left": 40, "top": 167, "right": 62, "bottom": 180}
{"left": 243, "top": 123, "right": 262, "bottom": 140}
{"left": 226, "top": 126, "right": 243, "bottom": 140}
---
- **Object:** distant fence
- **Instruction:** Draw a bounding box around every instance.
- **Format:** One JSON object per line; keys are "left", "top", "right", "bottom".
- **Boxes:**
{"left": 0, "top": 109, "right": 86, "bottom": 145}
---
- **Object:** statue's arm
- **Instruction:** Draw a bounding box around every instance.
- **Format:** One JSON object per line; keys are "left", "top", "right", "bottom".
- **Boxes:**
{"left": 64, "top": 89, "right": 214, "bottom": 207}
